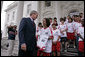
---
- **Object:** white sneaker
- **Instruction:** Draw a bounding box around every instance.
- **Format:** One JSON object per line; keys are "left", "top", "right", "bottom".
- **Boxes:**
{"left": 74, "top": 46, "right": 76, "bottom": 48}
{"left": 64, "top": 50, "right": 67, "bottom": 52}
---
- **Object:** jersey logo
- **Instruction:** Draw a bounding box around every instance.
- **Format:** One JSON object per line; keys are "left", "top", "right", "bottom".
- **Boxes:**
{"left": 56, "top": 32, "right": 58, "bottom": 34}
{"left": 45, "top": 32, "right": 48, "bottom": 35}
{"left": 41, "top": 39, "right": 45, "bottom": 42}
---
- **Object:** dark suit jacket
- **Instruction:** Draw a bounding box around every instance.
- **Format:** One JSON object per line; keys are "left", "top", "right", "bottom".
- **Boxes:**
{"left": 19, "top": 17, "right": 37, "bottom": 52}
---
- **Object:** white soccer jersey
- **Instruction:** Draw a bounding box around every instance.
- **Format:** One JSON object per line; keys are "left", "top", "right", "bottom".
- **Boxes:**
{"left": 66, "top": 22, "right": 74, "bottom": 33}
{"left": 37, "top": 27, "right": 53, "bottom": 53}
{"left": 77, "top": 26, "right": 84, "bottom": 41}
{"left": 49, "top": 23, "right": 53, "bottom": 29}
{"left": 58, "top": 24, "right": 67, "bottom": 37}
{"left": 36, "top": 27, "right": 42, "bottom": 36}
{"left": 59, "top": 20, "right": 68, "bottom": 25}
{"left": 73, "top": 22, "right": 82, "bottom": 33}
{"left": 65, "top": 19, "right": 68, "bottom": 24}
{"left": 52, "top": 29, "right": 61, "bottom": 42}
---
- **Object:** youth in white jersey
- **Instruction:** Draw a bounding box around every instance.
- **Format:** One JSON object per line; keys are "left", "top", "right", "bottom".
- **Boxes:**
{"left": 37, "top": 18, "right": 53, "bottom": 56}
{"left": 77, "top": 26, "right": 84, "bottom": 41}
{"left": 77, "top": 19, "right": 84, "bottom": 55}
{"left": 52, "top": 23, "right": 61, "bottom": 56}
{"left": 66, "top": 22, "right": 74, "bottom": 33}
{"left": 52, "top": 29, "right": 61, "bottom": 42}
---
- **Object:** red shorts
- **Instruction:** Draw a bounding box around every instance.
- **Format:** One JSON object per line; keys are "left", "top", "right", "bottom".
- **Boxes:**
{"left": 67, "top": 32, "right": 75, "bottom": 40}
{"left": 56, "top": 41, "right": 60, "bottom": 52}
{"left": 79, "top": 41, "right": 84, "bottom": 53}
{"left": 52, "top": 44, "right": 56, "bottom": 51}
{"left": 37, "top": 50, "right": 50, "bottom": 56}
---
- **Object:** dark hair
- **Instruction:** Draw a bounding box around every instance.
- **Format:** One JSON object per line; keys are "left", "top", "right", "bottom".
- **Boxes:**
{"left": 79, "top": 13, "right": 83, "bottom": 15}
{"left": 38, "top": 22, "right": 42, "bottom": 26}
{"left": 49, "top": 18, "right": 52, "bottom": 20}
{"left": 67, "top": 15, "right": 70, "bottom": 17}
{"left": 81, "top": 19, "right": 84, "bottom": 27}
{"left": 69, "top": 17, "right": 73, "bottom": 22}
{"left": 54, "top": 17, "right": 57, "bottom": 19}
{"left": 75, "top": 15, "right": 79, "bottom": 17}
{"left": 64, "top": 17, "right": 66, "bottom": 21}
{"left": 52, "top": 23, "right": 56, "bottom": 26}
{"left": 73, "top": 15, "right": 76, "bottom": 17}
{"left": 60, "top": 18, "right": 63, "bottom": 22}
{"left": 53, "top": 20, "right": 58, "bottom": 26}
{"left": 79, "top": 15, "right": 82, "bottom": 18}
{"left": 60, "top": 18, "right": 64, "bottom": 22}
{"left": 44, "top": 18, "right": 50, "bottom": 27}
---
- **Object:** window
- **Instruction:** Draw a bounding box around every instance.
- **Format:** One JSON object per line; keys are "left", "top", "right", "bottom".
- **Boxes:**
{"left": 45, "top": 1, "right": 51, "bottom": 7}
{"left": 27, "top": 4, "right": 31, "bottom": 15}
{"left": 13, "top": 11, "right": 15, "bottom": 20}
{"left": 7, "top": 14, "right": 9, "bottom": 22}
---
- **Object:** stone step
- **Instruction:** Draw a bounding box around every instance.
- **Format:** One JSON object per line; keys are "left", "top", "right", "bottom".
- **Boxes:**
{"left": 1, "top": 50, "right": 8, "bottom": 56}
{"left": 12, "top": 53, "right": 18, "bottom": 56}
{"left": 14, "top": 41, "right": 18, "bottom": 44}
{"left": 13, "top": 51, "right": 18, "bottom": 56}
{"left": 61, "top": 52, "right": 78, "bottom": 56}
{"left": 12, "top": 50, "right": 18, "bottom": 56}
{"left": 14, "top": 44, "right": 19, "bottom": 48}
{"left": 13, "top": 48, "right": 19, "bottom": 56}
{"left": 13, "top": 47, "right": 18, "bottom": 51}
{"left": 12, "top": 42, "right": 19, "bottom": 56}
{"left": 67, "top": 48, "right": 78, "bottom": 53}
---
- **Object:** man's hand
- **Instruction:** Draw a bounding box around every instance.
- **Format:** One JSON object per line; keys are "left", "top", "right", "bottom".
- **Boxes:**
{"left": 39, "top": 46, "right": 45, "bottom": 51}
{"left": 49, "top": 36, "right": 54, "bottom": 40}
{"left": 21, "top": 43, "right": 27, "bottom": 51}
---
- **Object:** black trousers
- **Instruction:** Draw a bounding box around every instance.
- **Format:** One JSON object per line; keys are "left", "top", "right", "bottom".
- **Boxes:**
{"left": 18, "top": 48, "right": 38, "bottom": 56}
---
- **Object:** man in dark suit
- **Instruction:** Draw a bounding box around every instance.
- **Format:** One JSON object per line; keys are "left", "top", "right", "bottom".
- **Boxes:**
{"left": 18, "top": 10, "right": 38, "bottom": 56}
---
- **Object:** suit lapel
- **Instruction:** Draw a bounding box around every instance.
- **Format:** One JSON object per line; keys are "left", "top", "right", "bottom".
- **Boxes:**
{"left": 28, "top": 18, "right": 36, "bottom": 30}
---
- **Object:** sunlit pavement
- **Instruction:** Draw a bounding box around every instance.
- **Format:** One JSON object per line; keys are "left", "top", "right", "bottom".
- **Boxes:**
{"left": 1, "top": 39, "right": 19, "bottom": 56}
{"left": 1, "top": 39, "right": 78, "bottom": 56}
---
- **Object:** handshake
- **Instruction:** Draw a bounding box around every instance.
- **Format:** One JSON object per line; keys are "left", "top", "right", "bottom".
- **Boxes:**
{"left": 37, "top": 46, "right": 46, "bottom": 51}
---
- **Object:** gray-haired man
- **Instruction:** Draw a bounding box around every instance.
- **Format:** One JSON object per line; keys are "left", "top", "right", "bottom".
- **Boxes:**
{"left": 18, "top": 10, "right": 38, "bottom": 56}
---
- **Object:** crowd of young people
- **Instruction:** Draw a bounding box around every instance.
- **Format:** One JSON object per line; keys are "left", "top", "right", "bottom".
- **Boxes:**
{"left": 36, "top": 13, "right": 84, "bottom": 56}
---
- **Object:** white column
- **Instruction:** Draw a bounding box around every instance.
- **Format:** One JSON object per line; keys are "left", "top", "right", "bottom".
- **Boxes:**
{"left": 2, "top": 12, "right": 8, "bottom": 39}
{"left": 1, "top": 1, "right": 3, "bottom": 11}
{"left": 54, "top": 1, "right": 62, "bottom": 24}
{"left": 15, "top": 1, "right": 24, "bottom": 40}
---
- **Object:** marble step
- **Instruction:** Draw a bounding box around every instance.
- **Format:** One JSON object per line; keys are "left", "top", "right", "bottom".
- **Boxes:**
{"left": 15, "top": 40, "right": 19, "bottom": 45}
{"left": 13, "top": 48, "right": 19, "bottom": 56}
{"left": 67, "top": 48, "right": 78, "bottom": 53}
{"left": 14, "top": 44, "right": 19, "bottom": 48}
{"left": 61, "top": 52, "right": 78, "bottom": 56}
{"left": 1, "top": 49, "right": 8, "bottom": 56}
